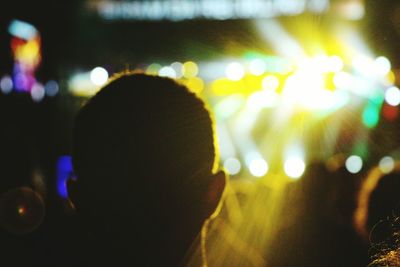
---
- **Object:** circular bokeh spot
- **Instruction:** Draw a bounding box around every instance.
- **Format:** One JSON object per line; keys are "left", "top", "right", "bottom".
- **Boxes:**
{"left": 0, "top": 187, "right": 45, "bottom": 235}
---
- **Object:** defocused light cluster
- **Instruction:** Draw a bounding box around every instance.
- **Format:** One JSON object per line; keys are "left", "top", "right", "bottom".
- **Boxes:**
{"left": 151, "top": 61, "right": 203, "bottom": 94}
{"left": 65, "top": 51, "right": 399, "bottom": 179}
{"left": 94, "top": 0, "right": 329, "bottom": 21}
{"left": 64, "top": 2, "right": 400, "bottom": 180}
{"left": 1, "top": 20, "right": 59, "bottom": 101}
{"left": 69, "top": 66, "right": 109, "bottom": 97}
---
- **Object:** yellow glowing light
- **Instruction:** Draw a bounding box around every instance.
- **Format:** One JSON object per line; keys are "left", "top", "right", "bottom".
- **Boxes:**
{"left": 284, "top": 157, "right": 305, "bottom": 179}
{"left": 182, "top": 61, "right": 198, "bottom": 78}
{"left": 226, "top": 62, "right": 245, "bottom": 81}
{"left": 262, "top": 75, "right": 279, "bottom": 91}
{"left": 211, "top": 78, "right": 240, "bottom": 96}
{"left": 386, "top": 71, "right": 395, "bottom": 85}
{"left": 185, "top": 77, "right": 204, "bottom": 94}
{"left": 16, "top": 40, "right": 39, "bottom": 61}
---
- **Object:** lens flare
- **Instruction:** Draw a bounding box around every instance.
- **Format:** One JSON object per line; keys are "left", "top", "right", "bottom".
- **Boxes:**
{"left": 0, "top": 187, "right": 45, "bottom": 235}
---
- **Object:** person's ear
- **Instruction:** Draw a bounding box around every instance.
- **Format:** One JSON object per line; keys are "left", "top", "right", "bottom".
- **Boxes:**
{"left": 204, "top": 170, "right": 226, "bottom": 220}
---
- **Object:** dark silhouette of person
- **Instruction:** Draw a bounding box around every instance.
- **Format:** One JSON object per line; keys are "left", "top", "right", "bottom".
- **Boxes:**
{"left": 266, "top": 162, "right": 368, "bottom": 267}
{"left": 355, "top": 164, "right": 400, "bottom": 266}
{"left": 68, "top": 73, "right": 226, "bottom": 266}
{"left": 355, "top": 164, "right": 400, "bottom": 240}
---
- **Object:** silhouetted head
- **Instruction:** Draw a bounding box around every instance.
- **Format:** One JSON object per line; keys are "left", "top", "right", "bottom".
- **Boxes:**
{"left": 70, "top": 73, "right": 225, "bottom": 265}
{"left": 355, "top": 163, "right": 400, "bottom": 240}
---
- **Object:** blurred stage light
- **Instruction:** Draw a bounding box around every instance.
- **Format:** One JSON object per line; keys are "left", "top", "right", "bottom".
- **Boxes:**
{"left": 146, "top": 63, "right": 162, "bottom": 75}
{"left": 30, "top": 83, "right": 45, "bottom": 102}
{"left": 182, "top": 61, "right": 198, "bottom": 78}
{"left": 284, "top": 157, "right": 305, "bottom": 179}
{"left": 363, "top": 90, "right": 384, "bottom": 128}
{"left": 159, "top": 66, "right": 176, "bottom": 78}
{"left": 328, "top": 55, "right": 344, "bottom": 73}
{"left": 214, "top": 94, "right": 245, "bottom": 119}
{"left": 375, "top": 56, "right": 391, "bottom": 76}
{"left": 333, "top": 71, "right": 351, "bottom": 88}
{"left": 224, "top": 157, "right": 242, "bottom": 175}
{"left": 90, "top": 67, "right": 109, "bottom": 86}
{"left": 385, "top": 86, "right": 400, "bottom": 106}
{"left": 345, "top": 155, "right": 363, "bottom": 174}
{"left": 262, "top": 75, "right": 279, "bottom": 91}
{"left": 247, "top": 90, "right": 278, "bottom": 110}
{"left": 248, "top": 158, "right": 268, "bottom": 177}
{"left": 95, "top": 0, "right": 329, "bottom": 21}
{"left": 385, "top": 71, "right": 396, "bottom": 86}
{"left": 307, "top": 55, "right": 342, "bottom": 73}
{"left": 69, "top": 72, "right": 96, "bottom": 97}
{"left": 362, "top": 107, "right": 379, "bottom": 128}
{"left": 249, "top": 59, "right": 266, "bottom": 76}
{"left": 352, "top": 55, "right": 375, "bottom": 76}
{"left": 0, "top": 75, "right": 13, "bottom": 94}
{"left": 14, "top": 73, "right": 29, "bottom": 91}
{"left": 282, "top": 70, "right": 337, "bottom": 110}
{"left": 225, "top": 62, "right": 245, "bottom": 81}
{"left": 57, "top": 156, "right": 74, "bottom": 199}
{"left": 382, "top": 104, "right": 398, "bottom": 121}
{"left": 170, "top": 62, "right": 183, "bottom": 78}
{"left": 337, "top": 0, "right": 365, "bottom": 20}
{"left": 379, "top": 156, "right": 395, "bottom": 174}
{"left": 8, "top": 20, "right": 38, "bottom": 40}
{"left": 44, "top": 80, "right": 59, "bottom": 97}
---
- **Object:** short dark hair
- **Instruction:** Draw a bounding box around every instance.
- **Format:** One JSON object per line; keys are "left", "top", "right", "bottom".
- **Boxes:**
{"left": 71, "top": 73, "right": 218, "bottom": 263}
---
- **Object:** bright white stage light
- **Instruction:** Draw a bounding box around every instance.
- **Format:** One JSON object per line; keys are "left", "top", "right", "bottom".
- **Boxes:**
{"left": 90, "top": 67, "right": 109, "bottom": 86}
